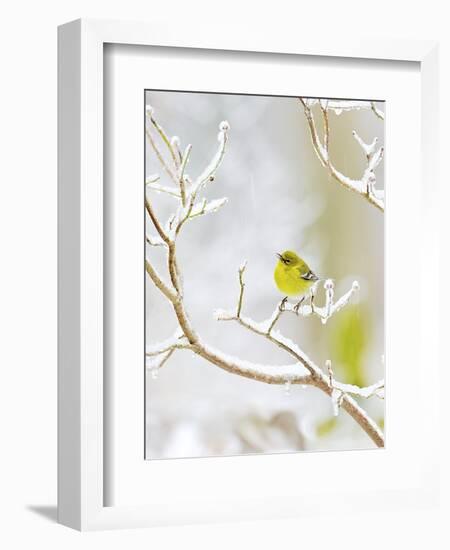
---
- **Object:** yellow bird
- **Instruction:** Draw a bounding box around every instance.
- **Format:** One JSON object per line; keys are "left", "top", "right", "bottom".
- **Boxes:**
{"left": 274, "top": 250, "right": 319, "bottom": 309}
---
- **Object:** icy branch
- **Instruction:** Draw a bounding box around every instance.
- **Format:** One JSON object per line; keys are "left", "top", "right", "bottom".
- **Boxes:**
{"left": 217, "top": 274, "right": 359, "bottom": 328}
{"left": 147, "top": 106, "right": 180, "bottom": 170}
{"left": 334, "top": 379, "right": 385, "bottom": 399}
{"left": 145, "top": 109, "right": 230, "bottom": 245}
{"left": 145, "top": 108, "right": 384, "bottom": 449}
{"left": 325, "top": 358, "right": 384, "bottom": 417}
{"left": 190, "top": 120, "right": 230, "bottom": 197}
{"left": 274, "top": 278, "right": 360, "bottom": 325}
{"left": 188, "top": 197, "right": 228, "bottom": 219}
{"left": 214, "top": 264, "right": 384, "bottom": 446}
{"left": 146, "top": 327, "right": 188, "bottom": 356}
{"left": 302, "top": 99, "right": 384, "bottom": 120}
{"left": 178, "top": 144, "right": 192, "bottom": 206}
{"left": 146, "top": 177, "right": 181, "bottom": 199}
{"left": 299, "top": 98, "right": 385, "bottom": 211}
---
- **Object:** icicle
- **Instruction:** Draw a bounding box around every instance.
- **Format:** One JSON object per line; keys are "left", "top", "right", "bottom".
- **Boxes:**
{"left": 331, "top": 388, "right": 342, "bottom": 416}
{"left": 322, "top": 279, "right": 334, "bottom": 324}
{"left": 334, "top": 108, "right": 343, "bottom": 116}
{"left": 284, "top": 380, "right": 292, "bottom": 397}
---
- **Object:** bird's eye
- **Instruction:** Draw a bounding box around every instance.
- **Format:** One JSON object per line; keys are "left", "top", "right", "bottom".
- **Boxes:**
{"left": 285, "top": 259, "right": 290, "bottom": 264}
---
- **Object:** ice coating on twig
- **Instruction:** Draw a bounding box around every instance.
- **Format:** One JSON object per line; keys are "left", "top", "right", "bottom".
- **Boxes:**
{"left": 299, "top": 98, "right": 385, "bottom": 211}
{"left": 146, "top": 327, "right": 186, "bottom": 356}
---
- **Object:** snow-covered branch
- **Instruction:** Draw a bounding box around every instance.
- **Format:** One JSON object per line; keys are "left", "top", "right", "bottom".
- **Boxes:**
{"left": 146, "top": 328, "right": 188, "bottom": 357}
{"left": 325, "top": 359, "right": 384, "bottom": 417}
{"left": 303, "top": 99, "right": 385, "bottom": 120}
{"left": 299, "top": 98, "right": 385, "bottom": 211}
{"left": 217, "top": 273, "right": 359, "bottom": 328}
{"left": 284, "top": 278, "right": 359, "bottom": 325}
{"left": 145, "top": 178, "right": 181, "bottom": 199}
{"left": 145, "top": 107, "right": 384, "bottom": 448}
{"left": 214, "top": 263, "right": 384, "bottom": 445}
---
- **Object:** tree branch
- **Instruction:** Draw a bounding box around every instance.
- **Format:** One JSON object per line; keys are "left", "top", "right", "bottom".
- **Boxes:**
{"left": 299, "top": 98, "right": 385, "bottom": 212}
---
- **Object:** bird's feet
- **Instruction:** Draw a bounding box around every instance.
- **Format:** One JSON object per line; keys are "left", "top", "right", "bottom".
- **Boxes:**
{"left": 293, "top": 296, "right": 305, "bottom": 315}
{"left": 279, "top": 296, "right": 288, "bottom": 312}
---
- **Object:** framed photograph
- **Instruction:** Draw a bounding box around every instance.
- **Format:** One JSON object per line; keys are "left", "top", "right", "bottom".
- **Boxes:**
{"left": 58, "top": 18, "right": 440, "bottom": 530}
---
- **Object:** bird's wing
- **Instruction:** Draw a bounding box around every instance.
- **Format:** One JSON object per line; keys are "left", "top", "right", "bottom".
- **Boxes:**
{"left": 300, "top": 268, "right": 318, "bottom": 281}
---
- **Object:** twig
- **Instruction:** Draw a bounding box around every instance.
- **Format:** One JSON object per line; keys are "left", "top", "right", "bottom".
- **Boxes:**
{"left": 299, "top": 98, "right": 385, "bottom": 211}
{"left": 146, "top": 328, "right": 189, "bottom": 357}
{"left": 178, "top": 144, "right": 192, "bottom": 207}
{"left": 146, "top": 234, "right": 166, "bottom": 247}
{"left": 145, "top": 126, "right": 179, "bottom": 185}
{"left": 147, "top": 107, "right": 180, "bottom": 169}
{"left": 371, "top": 102, "right": 385, "bottom": 120}
{"left": 146, "top": 179, "right": 181, "bottom": 199}
{"left": 189, "top": 120, "right": 229, "bottom": 198}
{"left": 302, "top": 99, "right": 385, "bottom": 119}
{"left": 237, "top": 261, "right": 247, "bottom": 317}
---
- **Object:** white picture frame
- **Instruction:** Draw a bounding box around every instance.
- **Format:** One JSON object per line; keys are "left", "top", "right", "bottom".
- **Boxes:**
{"left": 58, "top": 18, "right": 440, "bottom": 530}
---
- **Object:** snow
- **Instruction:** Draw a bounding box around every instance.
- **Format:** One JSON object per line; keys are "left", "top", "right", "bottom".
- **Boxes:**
{"left": 352, "top": 131, "right": 378, "bottom": 157}
{"left": 192, "top": 121, "right": 229, "bottom": 193}
{"left": 146, "top": 180, "right": 180, "bottom": 198}
{"left": 170, "top": 135, "right": 180, "bottom": 147}
{"left": 189, "top": 197, "right": 228, "bottom": 218}
{"left": 213, "top": 308, "right": 233, "bottom": 321}
{"left": 334, "top": 379, "right": 384, "bottom": 399}
{"left": 200, "top": 341, "right": 311, "bottom": 381}
{"left": 146, "top": 327, "right": 184, "bottom": 355}
{"left": 304, "top": 99, "right": 379, "bottom": 113}
{"left": 270, "top": 329, "right": 316, "bottom": 366}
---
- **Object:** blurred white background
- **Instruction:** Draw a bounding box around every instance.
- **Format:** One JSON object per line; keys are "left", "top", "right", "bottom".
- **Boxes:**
{"left": 146, "top": 91, "right": 385, "bottom": 458}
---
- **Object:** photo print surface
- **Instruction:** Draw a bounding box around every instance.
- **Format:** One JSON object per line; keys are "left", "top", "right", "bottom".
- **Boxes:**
{"left": 145, "top": 91, "right": 385, "bottom": 459}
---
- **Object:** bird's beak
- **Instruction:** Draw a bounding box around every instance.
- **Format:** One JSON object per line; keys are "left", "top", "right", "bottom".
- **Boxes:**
{"left": 276, "top": 253, "right": 282, "bottom": 260}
